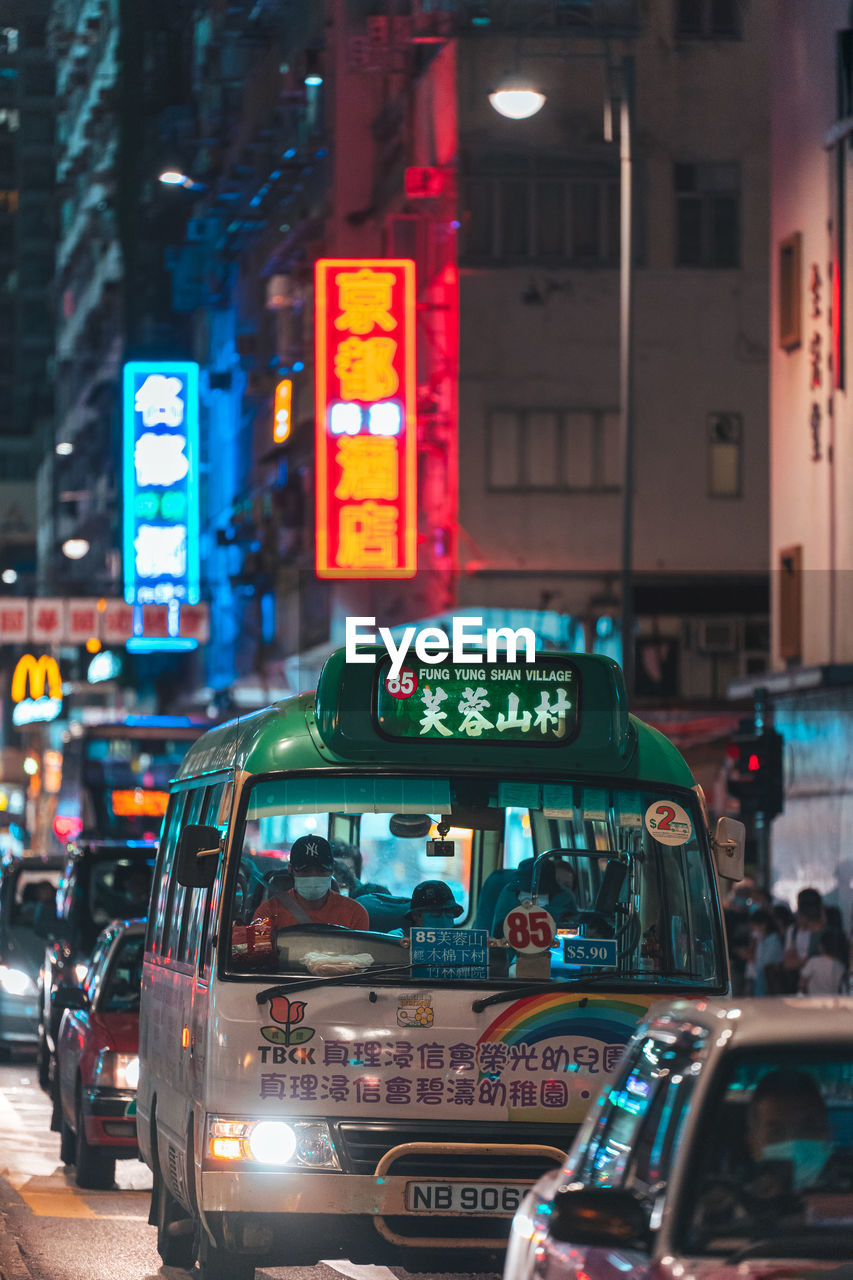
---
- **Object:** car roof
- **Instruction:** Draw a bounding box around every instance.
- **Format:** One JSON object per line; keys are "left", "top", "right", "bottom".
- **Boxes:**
{"left": 644, "top": 995, "right": 853, "bottom": 1049}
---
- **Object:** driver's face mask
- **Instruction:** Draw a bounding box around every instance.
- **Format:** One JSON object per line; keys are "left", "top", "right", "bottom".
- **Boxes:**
{"left": 762, "top": 1139, "right": 833, "bottom": 1191}
{"left": 294, "top": 874, "right": 331, "bottom": 900}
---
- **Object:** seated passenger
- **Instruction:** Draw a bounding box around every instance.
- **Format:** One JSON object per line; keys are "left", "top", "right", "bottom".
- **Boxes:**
{"left": 252, "top": 836, "right": 369, "bottom": 931}
{"left": 405, "top": 880, "right": 463, "bottom": 929}
{"left": 491, "top": 858, "right": 579, "bottom": 937}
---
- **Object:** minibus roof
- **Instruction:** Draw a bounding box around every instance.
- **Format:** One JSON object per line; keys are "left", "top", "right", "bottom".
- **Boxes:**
{"left": 174, "top": 649, "right": 695, "bottom": 789}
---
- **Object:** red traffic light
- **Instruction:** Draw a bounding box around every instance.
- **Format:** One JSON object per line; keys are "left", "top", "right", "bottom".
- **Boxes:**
{"left": 747, "top": 753, "right": 760, "bottom": 771}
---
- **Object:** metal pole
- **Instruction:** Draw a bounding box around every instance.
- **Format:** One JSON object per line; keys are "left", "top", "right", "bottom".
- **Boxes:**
{"left": 618, "top": 59, "right": 635, "bottom": 700}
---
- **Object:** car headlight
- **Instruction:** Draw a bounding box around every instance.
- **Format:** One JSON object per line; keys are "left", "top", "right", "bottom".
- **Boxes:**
{"left": 206, "top": 1116, "right": 339, "bottom": 1169}
{"left": 92, "top": 1051, "right": 140, "bottom": 1089}
{"left": 74, "top": 963, "right": 89, "bottom": 984}
{"left": 0, "top": 966, "right": 37, "bottom": 997}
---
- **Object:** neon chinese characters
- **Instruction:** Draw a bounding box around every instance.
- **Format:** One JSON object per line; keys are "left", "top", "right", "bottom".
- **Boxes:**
{"left": 315, "top": 259, "right": 417, "bottom": 578}
{"left": 122, "top": 361, "right": 200, "bottom": 606}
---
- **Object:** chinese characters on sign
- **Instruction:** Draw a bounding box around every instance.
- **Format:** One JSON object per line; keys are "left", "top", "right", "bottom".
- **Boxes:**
{"left": 410, "top": 928, "right": 489, "bottom": 980}
{"left": 376, "top": 660, "right": 580, "bottom": 744}
{"left": 123, "top": 362, "right": 200, "bottom": 605}
{"left": 315, "top": 260, "right": 416, "bottom": 578}
{"left": 256, "top": 1035, "right": 628, "bottom": 1115}
{"left": 808, "top": 263, "right": 827, "bottom": 463}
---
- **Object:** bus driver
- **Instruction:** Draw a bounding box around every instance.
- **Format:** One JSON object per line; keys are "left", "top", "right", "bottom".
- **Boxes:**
{"left": 252, "top": 835, "right": 369, "bottom": 931}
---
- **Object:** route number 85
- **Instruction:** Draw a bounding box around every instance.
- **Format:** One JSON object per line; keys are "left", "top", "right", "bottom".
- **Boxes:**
{"left": 503, "top": 905, "right": 556, "bottom": 953}
{"left": 385, "top": 668, "right": 418, "bottom": 699}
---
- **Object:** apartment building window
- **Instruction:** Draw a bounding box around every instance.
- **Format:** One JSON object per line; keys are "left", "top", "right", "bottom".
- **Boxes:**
{"left": 675, "top": 162, "right": 739, "bottom": 267}
{"left": 707, "top": 412, "right": 742, "bottom": 497}
{"left": 675, "top": 0, "right": 739, "bottom": 38}
{"left": 779, "top": 545, "right": 802, "bottom": 664}
{"left": 487, "top": 407, "right": 620, "bottom": 491}
{"left": 464, "top": 161, "right": 619, "bottom": 265}
{"left": 778, "top": 232, "right": 802, "bottom": 350}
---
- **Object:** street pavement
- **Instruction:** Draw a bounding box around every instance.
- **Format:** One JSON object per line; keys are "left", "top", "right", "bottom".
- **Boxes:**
{"left": 0, "top": 1060, "right": 499, "bottom": 1280}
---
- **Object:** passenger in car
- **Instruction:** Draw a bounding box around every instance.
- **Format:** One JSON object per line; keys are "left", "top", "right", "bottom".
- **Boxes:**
{"left": 405, "top": 881, "right": 464, "bottom": 929}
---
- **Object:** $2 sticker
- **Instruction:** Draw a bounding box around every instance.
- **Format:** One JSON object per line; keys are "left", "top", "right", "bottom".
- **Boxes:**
{"left": 644, "top": 800, "right": 692, "bottom": 846}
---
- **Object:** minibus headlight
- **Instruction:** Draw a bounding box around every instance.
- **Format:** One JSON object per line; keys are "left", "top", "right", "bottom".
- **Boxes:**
{"left": 248, "top": 1121, "right": 297, "bottom": 1165}
{"left": 92, "top": 1052, "right": 140, "bottom": 1089}
{"left": 207, "top": 1117, "right": 340, "bottom": 1169}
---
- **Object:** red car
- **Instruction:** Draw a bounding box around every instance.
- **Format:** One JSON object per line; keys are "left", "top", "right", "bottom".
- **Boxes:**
{"left": 54, "top": 919, "right": 144, "bottom": 1189}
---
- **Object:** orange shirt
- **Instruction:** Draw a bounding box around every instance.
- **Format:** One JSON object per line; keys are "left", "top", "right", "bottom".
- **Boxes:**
{"left": 253, "top": 889, "right": 369, "bottom": 931}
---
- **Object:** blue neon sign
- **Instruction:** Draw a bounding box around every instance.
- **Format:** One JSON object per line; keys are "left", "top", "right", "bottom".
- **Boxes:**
{"left": 123, "top": 361, "right": 200, "bottom": 607}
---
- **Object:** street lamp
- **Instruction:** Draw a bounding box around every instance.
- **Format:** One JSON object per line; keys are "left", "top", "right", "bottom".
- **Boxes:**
{"left": 488, "top": 74, "right": 546, "bottom": 120}
{"left": 62, "top": 538, "right": 90, "bottom": 560}
{"left": 488, "top": 60, "right": 635, "bottom": 698}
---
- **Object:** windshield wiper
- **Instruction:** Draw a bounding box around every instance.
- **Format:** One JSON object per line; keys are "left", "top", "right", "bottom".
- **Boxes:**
{"left": 472, "top": 970, "right": 700, "bottom": 1013}
{"left": 257, "top": 963, "right": 417, "bottom": 1003}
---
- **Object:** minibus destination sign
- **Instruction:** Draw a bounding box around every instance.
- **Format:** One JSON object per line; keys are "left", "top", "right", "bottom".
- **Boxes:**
{"left": 375, "top": 658, "right": 580, "bottom": 744}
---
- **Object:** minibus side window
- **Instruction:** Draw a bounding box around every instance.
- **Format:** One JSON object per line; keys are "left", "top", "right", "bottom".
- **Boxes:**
{"left": 148, "top": 792, "right": 187, "bottom": 956}
{"left": 161, "top": 788, "right": 206, "bottom": 963}
{"left": 179, "top": 782, "right": 223, "bottom": 968}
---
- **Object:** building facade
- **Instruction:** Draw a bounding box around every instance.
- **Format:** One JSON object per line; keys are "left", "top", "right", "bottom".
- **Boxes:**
{"left": 760, "top": 1, "right": 853, "bottom": 915}
{"left": 0, "top": 0, "right": 54, "bottom": 593}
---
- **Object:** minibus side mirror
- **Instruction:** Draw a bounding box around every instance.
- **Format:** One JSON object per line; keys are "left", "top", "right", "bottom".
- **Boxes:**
{"left": 548, "top": 1186, "right": 650, "bottom": 1248}
{"left": 713, "top": 815, "right": 746, "bottom": 882}
{"left": 176, "top": 824, "right": 222, "bottom": 888}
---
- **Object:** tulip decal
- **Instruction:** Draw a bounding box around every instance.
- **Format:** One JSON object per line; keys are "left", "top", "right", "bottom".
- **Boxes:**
{"left": 261, "top": 994, "right": 314, "bottom": 1046}
{"left": 270, "top": 996, "right": 305, "bottom": 1026}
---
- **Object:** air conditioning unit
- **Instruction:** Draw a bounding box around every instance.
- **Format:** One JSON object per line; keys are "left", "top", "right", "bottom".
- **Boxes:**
{"left": 695, "top": 619, "right": 740, "bottom": 653}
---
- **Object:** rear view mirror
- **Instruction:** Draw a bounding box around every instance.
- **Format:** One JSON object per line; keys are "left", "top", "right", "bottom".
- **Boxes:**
{"left": 176, "top": 824, "right": 221, "bottom": 889}
{"left": 549, "top": 1186, "right": 649, "bottom": 1247}
{"left": 389, "top": 814, "right": 432, "bottom": 839}
{"left": 713, "top": 815, "right": 745, "bottom": 882}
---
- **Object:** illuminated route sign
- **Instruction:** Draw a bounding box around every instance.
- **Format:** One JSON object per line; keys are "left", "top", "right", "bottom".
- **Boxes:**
{"left": 123, "top": 361, "right": 200, "bottom": 606}
{"left": 315, "top": 259, "right": 417, "bottom": 579}
{"left": 375, "top": 658, "right": 580, "bottom": 744}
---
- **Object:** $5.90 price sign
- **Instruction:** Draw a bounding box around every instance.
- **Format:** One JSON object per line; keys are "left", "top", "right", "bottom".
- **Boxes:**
{"left": 503, "top": 901, "right": 556, "bottom": 953}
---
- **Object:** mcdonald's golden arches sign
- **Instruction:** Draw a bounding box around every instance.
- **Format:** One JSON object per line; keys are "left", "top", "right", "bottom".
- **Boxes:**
{"left": 11, "top": 654, "right": 63, "bottom": 726}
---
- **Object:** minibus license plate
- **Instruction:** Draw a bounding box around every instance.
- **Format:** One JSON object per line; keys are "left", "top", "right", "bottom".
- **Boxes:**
{"left": 406, "top": 1181, "right": 526, "bottom": 1214}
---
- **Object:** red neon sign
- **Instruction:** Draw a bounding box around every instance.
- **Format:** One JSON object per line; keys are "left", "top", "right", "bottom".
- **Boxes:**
{"left": 315, "top": 258, "right": 417, "bottom": 579}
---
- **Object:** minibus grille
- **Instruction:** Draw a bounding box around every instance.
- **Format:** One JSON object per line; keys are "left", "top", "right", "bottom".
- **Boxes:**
{"left": 333, "top": 1120, "right": 574, "bottom": 1178}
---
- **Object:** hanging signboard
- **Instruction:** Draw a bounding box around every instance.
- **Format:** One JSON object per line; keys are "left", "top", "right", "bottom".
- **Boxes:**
{"left": 315, "top": 259, "right": 417, "bottom": 579}
{"left": 123, "top": 361, "right": 200, "bottom": 606}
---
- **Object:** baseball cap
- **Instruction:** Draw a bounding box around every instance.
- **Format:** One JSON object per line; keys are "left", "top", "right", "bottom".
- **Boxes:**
{"left": 289, "top": 835, "right": 334, "bottom": 873}
{"left": 404, "top": 880, "right": 463, "bottom": 923}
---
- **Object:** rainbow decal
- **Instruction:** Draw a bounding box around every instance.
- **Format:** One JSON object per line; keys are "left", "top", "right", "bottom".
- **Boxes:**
{"left": 479, "top": 991, "right": 654, "bottom": 1051}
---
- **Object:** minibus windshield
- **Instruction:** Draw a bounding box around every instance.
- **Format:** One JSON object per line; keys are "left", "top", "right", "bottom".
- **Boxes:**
{"left": 226, "top": 775, "right": 722, "bottom": 987}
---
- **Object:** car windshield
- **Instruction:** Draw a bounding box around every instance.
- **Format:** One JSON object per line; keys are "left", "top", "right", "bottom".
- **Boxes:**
{"left": 88, "top": 855, "right": 154, "bottom": 929}
{"left": 98, "top": 934, "right": 144, "bottom": 1014}
{"left": 225, "top": 774, "right": 722, "bottom": 985}
{"left": 683, "top": 1046, "right": 853, "bottom": 1256}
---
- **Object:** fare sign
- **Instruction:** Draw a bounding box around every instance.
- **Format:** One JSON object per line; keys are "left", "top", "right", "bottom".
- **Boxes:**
{"left": 314, "top": 259, "right": 417, "bottom": 579}
{"left": 122, "top": 361, "right": 200, "bottom": 606}
{"left": 375, "top": 658, "right": 580, "bottom": 744}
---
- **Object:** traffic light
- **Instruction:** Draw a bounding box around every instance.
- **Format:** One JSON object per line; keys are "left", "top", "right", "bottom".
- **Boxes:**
{"left": 726, "top": 727, "right": 784, "bottom": 819}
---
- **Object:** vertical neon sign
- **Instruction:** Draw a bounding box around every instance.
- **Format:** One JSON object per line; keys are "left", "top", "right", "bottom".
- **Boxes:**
{"left": 315, "top": 259, "right": 417, "bottom": 579}
{"left": 122, "top": 361, "right": 200, "bottom": 607}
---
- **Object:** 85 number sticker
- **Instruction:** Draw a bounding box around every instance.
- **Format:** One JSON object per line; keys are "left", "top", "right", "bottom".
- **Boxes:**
{"left": 644, "top": 800, "right": 692, "bottom": 846}
{"left": 385, "top": 668, "right": 418, "bottom": 699}
{"left": 502, "top": 902, "right": 556, "bottom": 953}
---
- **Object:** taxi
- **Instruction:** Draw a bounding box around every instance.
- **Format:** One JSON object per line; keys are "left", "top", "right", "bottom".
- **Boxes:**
{"left": 503, "top": 996, "right": 853, "bottom": 1279}
{"left": 53, "top": 919, "right": 143, "bottom": 1189}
